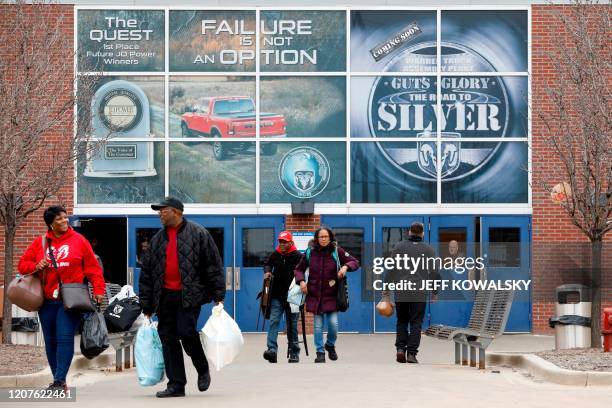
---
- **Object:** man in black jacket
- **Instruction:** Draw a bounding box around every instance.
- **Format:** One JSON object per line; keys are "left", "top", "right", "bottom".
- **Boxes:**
{"left": 139, "top": 197, "right": 225, "bottom": 398}
{"left": 383, "top": 222, "right": 439, "bottom": 364}
{"left": 262, "top": 231, "right": 303, "bottom": 363}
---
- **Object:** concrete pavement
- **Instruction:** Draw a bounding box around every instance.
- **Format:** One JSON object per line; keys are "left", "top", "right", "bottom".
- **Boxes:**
{"left": 4, "top": 333, "right": 612, "bottom": 408}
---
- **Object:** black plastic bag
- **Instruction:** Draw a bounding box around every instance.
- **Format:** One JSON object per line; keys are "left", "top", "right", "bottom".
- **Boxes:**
{"left": 336, "top": 277, "right": 349, "bottom": 312}
{"left": 104, "top": 296, "right": 142, "bottom": 333}
{"left": 12, "top": 317, "right": 39, "bottom": 332}
{"left": 548, "top": 314, "right": 592, "bottom": 328}
{"left": 80, "top": 310, "right": 109, "bottom": 359}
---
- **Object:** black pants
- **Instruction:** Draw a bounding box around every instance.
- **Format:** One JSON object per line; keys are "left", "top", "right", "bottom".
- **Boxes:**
{"left": 395, "top": 302, "right": 426, "bottom": 355}
{"left": 157, "top": 289, "right": 209, "bottom": 391}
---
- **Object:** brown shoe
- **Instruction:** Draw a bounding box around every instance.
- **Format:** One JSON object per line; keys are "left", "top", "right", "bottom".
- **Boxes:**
{"left": 396, "top": 350, "right": 407, "bottom": 363}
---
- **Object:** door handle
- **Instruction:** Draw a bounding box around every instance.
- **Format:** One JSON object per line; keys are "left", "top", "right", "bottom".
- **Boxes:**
{"left": 235, "top": 267, "right": 241, "bottom": 290}
{"left": 225, "top": 267, "right": 232, "bottom": 290}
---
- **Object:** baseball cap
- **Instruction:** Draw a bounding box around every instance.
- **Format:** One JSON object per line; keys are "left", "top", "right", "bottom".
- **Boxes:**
{"left": 278, "top": 231, "right": 293, "bottom": 242}
{"left": 151, "top": 197, "right": 184, "bottom": 212}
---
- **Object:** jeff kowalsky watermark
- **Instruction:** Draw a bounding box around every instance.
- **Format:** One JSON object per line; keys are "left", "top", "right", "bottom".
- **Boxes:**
{"left": 371, "top": 254, "right": 532, "bottom": 292}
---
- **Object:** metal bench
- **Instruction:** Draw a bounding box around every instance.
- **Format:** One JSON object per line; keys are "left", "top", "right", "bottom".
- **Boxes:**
{"left": 89, "top": 283, "right": 139, "bottom": 372}
{"left": 425, "top": 289, "right": 514, "bottom": 369}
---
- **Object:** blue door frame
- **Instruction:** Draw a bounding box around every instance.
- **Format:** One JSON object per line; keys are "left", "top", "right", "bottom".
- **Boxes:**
{"left": 322, "top": 216, "right": 373, "bottom": 333}
{"left": 428, "top": 216, "right": 475, "bottom": 329}
{"left": 374, "top": 216, "right": 427, "bottom": 333}
{"left": 128, "top": 215, "right": 235, "bottom": 330}
{"left": 234, "top": 216, "right": 285, "bottom": 332}
{"left": 481, "top": 216, "right": 532, "bottom": 332}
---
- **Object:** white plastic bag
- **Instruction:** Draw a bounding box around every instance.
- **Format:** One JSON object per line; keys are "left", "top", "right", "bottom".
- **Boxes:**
{"left": 287, "top": 268, "right": 308, "bottom": 307}
{"left": 200, "top": 304, "right": 243, "bottom": 371}
{"left": 135, "top": 320, "right": 165, "bottom": 386}
{"left": 109, "top": 284, "right": 137, "bottom": 304}
{"left": 130, "top": 313, "right": 148, "bottom": 330}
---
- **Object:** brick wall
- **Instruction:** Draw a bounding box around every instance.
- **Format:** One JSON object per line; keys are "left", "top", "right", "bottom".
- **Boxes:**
{"left": 531, "top": 5, "right": 611, "bottom": 334}
{"left": 285, "top": 214, "right": 321, "bottom": 335}
{"left": 0, "top": 5, "right": 75, "bottom": 294}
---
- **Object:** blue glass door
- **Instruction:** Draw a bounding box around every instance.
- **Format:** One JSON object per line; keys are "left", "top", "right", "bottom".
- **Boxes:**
{"left": 374, "top": 216, "right": 427, "bottom": 332}
{"left": 234, "top": 216, "right": 285, "bottom": 332}
{"left": 481, "top": 216, "right": 531, "bottom": 332}
{"left": 428, "top": 216, "right": 475, "bottom": 328}
{"left": 321, "top": 216, "right": 373, "bottom": 333}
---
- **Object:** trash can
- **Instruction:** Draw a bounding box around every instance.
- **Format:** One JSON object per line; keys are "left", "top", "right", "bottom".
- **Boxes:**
{"left": 549, "top": 284, "right": 591, "bottom": 349}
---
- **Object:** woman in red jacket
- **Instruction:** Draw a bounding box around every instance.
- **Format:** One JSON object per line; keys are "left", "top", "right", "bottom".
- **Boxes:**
{"left": 18, "top": 206, "right": 105, "bottom": 391}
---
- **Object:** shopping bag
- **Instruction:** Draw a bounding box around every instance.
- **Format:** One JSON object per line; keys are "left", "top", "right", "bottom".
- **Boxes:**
{"left": 104, "top": 296, "right": 142, "bottom": 332}
{"left": 200, "top": 304, "right": 244, "bottom": 371}
{"left": 108, "top": 285, "right": 137, "bottom": 304}
{"left": 80, "top": 309, "right": 109, "bottom": 359}
{"left": 287, "top": 268, "right": 309, "bottom": 307}
{"left": 135, "top": 320, "right": 165, "bottom": 386}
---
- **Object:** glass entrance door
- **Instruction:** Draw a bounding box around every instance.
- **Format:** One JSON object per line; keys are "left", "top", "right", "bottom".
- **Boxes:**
{"left": 234, "top": 216, "right": 285, "bottom": 332}
{"left": 374, "top": 216, "right": 426, "bottom": 332}
{"left": 321, "top": 216, "right": 373, "bottom": 333}
{"left": 481, "top": 216, "right": 531, "bottom": 332}
{"left": 428, "top": 216, "right": 475, "bottom": 328}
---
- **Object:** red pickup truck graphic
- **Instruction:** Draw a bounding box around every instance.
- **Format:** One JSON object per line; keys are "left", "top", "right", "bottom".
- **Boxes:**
{"left": 181, "top": 96, "right": 286, "bottom": 160}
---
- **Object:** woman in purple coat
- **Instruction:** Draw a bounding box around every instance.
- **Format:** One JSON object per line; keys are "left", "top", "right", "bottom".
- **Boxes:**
{"left": 294, "top": 227, "right": 359, "bottom": 363}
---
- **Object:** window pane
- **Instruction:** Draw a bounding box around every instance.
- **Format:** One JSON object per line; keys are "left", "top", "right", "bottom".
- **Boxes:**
{"left": 77, "top": 142, "right": 165, "bottom": 204}
{"left": 169, "top": 10, "right": 256, "bottom": 72}
{"left": 351, "top": 76, "right": 437, "bottom": 138}
{"left": 204, "top": 227, "right": 225, "bottom": 264}
{"left": 169, "top": 76, "right": 256, "bottom": 138}
{"left": 136, "top": 228, "right": 158, "bottom": 267}
{"left": 381, "top": 227, "right": 409, "bottom": 257}
{"left": 243, "top": 228, "right": 274, "bottom": 267}
{"left": 437, "top": 228, "right": 467, "bottom": 259}
{"left": 80, "top": 76, "right": 165, "bottom": 139}
{"left": 351, "top": 10, "right": 437, "bottom": 72}
{"left": 261, "top": 76, "right": 345, "bottom": 138}
{"left": 260, "top": 142, "right": 346, "bottom": 203}
{"left": 440, "top": 76, "right": 527, "bottom": 138}
{"left": 441, "top": 142, "right": 528, "bottom": 203}
{"left": 442, "top": 10, "right": 528, "bottom": 72}
{"left": 78, "top": 10, "right": 165, "bottom": 72}
{"left": 169, "top": 142, "right": 255, "bottom": 203}
{"left": 333, "top": 228, "right": 363, "bottom": 265}
{"left": 260, "top": 10, "right": 346, "bottom": 72}
{"left": 351, "top": 142, "right": 437, "bottom": 203}
{"left": 488, "top": 227, "right": 521, "bottom": 267}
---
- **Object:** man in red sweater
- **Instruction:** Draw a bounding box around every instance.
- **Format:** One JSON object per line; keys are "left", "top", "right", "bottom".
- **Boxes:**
{"left": 139, "top": 197, "right": 225, "bottom": 398}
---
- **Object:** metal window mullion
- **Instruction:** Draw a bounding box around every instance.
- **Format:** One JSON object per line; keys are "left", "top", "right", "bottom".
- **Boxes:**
{"left": 436, "top": 9, "right": 442, "bottom": 206}
{"left": 255, "top": 9, "right": 261, "bottom": 207}
{"left": 346, "top": 8, "right": 351, "bottom": 206}
{"left": 164, "top": 8, "right": 170, "bottom": 197}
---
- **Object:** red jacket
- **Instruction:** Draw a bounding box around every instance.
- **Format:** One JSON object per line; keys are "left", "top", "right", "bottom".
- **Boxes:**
{"left": 18, "top": 228, "right": 105, "bottom": 300}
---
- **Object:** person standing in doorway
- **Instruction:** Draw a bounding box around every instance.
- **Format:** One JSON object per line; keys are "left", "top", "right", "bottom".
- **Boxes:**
{"left": 294, "top": 227, "right": 359, "bottom": 363}
{"left": 383, "top": 222, "right": 440, "bottom": 364}
{"left": 262, "top": 231, "right": 303, "bottom": 363}
{"left": 139, "top": 197, "right": 225, "bottom": 398}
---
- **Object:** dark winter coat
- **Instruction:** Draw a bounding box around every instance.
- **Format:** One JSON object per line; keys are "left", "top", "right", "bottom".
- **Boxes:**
{"left": 294, "top": 243, "right": 359, "bottom": 315}
{"left": 263, "top": 249, "right": 303, "bottom": 301}
{"left": 384, "top": 235, "right": 440, "bottom": 302}
{"left": 139, "top": 218, "right": 225, "bottom": 315}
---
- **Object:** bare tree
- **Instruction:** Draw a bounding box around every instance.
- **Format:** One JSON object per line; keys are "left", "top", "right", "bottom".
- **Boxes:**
{"left": 535, "top": 0, "right": 611, "bottom": 347}
{"left": 0, "top": 0, "right": 105, "bottom": 343}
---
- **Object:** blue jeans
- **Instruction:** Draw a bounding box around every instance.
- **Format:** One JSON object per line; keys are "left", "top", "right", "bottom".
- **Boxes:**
{"left": 266, "top": 299, "right": 300, "bottom": 354}
{"left": 38, "top": 300, "right": 82, "bottom": 383}
{"left": 313, "top": 312, "right": 338, "bottom": 353}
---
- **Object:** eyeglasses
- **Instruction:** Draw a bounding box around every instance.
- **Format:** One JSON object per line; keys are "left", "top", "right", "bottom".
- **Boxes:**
{"left": 318, "top": 235, "right": 330, "bottom": 239}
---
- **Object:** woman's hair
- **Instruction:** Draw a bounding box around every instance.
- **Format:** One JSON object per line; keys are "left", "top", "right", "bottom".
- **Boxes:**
{"left": 43, "top": 206, "right": 67, "bottom": 230}
{"left": 314, "top": 226, "right": 335, "bottom": 245}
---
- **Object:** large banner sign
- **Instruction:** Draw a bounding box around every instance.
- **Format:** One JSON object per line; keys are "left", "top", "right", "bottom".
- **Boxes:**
{"left": 78, "top": 10, "right": 165, "bottom": 72}
{"left": 350, "top": 10, "right": 528, "bottom": 204}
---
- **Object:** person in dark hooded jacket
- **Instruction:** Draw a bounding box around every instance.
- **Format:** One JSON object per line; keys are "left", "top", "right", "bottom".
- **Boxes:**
{"left": 294, "top": 227, "right": 359, "bottom": 363}
{"left": 262, "top": 231, "right": 303, "bottom": 363}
